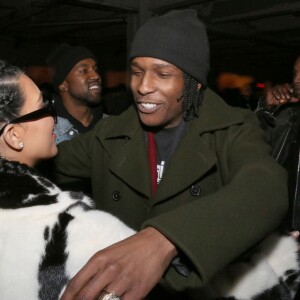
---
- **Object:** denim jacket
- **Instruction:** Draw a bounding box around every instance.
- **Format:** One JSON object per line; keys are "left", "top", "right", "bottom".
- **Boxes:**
{"left": 54, "top": 116, "right": 79, "bottom": 144}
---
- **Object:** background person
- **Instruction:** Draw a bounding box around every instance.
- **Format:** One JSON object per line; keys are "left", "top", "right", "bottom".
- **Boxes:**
{"left": 256, "top": 54, "right": 300, "bottom": 231}
{"left": 53, "top": 10, "right": 296, "bottom": 300}
{"left": 0, "top": 59, "right": 134, "bottom": 299}
{"left": 262, "top": 54, "right": 300, "bottom": 107}
{"left": 46, "top": 43, "right": 103, "bottom": 144}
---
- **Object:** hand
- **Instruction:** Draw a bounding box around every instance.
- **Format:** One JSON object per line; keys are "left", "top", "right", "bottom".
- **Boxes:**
{"left": 61, "top": 227, "right": 178, "bottom": 300}
{"left": 290, "top": 231, "right": 300, "bottom": 239}
{"left": 265, "top": 83, "right": 299, "bottom": 106}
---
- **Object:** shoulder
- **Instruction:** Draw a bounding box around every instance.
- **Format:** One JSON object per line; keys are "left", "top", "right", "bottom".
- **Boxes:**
{"left": 0, "top": 159, "right": 61, "bottom": 209}
{"left": 91, "top": 105, "right": 140, "bottom": 139}
{"left": 195, "top": 88, "right": 259, "bottom": 134}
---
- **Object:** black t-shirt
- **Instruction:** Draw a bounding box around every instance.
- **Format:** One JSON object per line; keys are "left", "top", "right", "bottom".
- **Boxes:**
{"left": 146, "top": 121, "right": 188, "bottom": 184}
{"left": 55, "top": 95, "right": 103, "bottom": 133}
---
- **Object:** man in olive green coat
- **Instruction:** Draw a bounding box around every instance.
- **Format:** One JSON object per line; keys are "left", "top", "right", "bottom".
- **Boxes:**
{"left": 57, "top": 10, "right": 289, "bottom": 300}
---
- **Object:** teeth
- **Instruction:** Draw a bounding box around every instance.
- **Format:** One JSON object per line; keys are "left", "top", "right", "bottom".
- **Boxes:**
{"left": 141, "top": 103, "right": 157, "bottom": 109}
{"left": 89, "top": 85, "right": 99, "bottom": 90}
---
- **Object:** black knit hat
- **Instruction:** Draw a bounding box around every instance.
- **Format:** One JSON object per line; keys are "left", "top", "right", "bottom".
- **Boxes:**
{"left": 129, "top": 9, "right": 210, "bottom": 85}
{"left": 46, "top": 43, "right": 96, "bottom": 89}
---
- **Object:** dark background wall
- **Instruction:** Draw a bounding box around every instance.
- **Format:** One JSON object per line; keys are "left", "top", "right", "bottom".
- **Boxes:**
{"left": 0, "top": 0, "right": 299, "bottom": 91}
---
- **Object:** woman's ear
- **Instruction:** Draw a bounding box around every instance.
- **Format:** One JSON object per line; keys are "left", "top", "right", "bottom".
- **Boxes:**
{"left": 197, "top": 83, "right": 202, "bottom": 90}
{"left": 2, "top": 125, "right": 24, "bottom": 150}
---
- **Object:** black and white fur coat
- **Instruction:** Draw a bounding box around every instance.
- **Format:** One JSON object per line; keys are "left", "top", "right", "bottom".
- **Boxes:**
{"left": 0, "top": 160, "right": 300, "bottom": 300}
{"left": 0, "top": 160, "right": 135, "bottom": 299}
{"left": 206, "top": 231, "right": 300, "bottom": 299}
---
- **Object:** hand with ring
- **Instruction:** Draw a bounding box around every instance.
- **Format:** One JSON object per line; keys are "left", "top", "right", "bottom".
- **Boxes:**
{"left": 60, "top": 227, "right": 178, "bottom": 300}
{"left": 265, "top": 83, "right": 299, "bottom": 107}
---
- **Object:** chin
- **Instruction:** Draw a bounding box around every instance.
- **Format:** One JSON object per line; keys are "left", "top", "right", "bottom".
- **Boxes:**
{"left": 51, "top": 147, "right": 59, "bottom": 157}
{"left": 87, "top": 97, "right": 101, "bottom": 107}
{"left": 139, "top": 115, "right": 162, "bottom": 128}
{"left": 139, "top": 116, "right": 174, "bottom": 130}
{"left": 46, "top": 146, "right": 58, "bottom": 159}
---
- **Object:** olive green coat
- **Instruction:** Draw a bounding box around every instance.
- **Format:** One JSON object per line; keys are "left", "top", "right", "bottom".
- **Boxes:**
{"left": 54, "top": 89, "right": 288, "bottom": 299}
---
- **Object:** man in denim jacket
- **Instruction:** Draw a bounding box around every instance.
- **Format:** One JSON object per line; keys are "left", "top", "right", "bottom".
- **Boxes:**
{"left": 47, "top": 43, "right": 104, "bottom": 144}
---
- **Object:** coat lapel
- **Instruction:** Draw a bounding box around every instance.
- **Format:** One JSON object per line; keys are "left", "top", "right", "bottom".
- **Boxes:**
{"left": 154, "top": 123, "right": 217, "bottom": 202}
{"left": 155, "top": 89, "right": 244, "bottom": 203}
{"left": 98, "top": 107, "right": 152, "bottom": 198}
{"left": 109, "top": 130, "right": 152, "bottom": 198}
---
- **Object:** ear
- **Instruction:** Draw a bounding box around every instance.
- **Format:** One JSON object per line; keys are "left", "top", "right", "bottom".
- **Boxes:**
{"left": 58, "top": 81, "right": 68, "bottom": 92}
{"left": 197, "top": 83, "right": 202, "bottom": 90}
{"left": 2, "top": 125, "right": 24, "bottom": 150}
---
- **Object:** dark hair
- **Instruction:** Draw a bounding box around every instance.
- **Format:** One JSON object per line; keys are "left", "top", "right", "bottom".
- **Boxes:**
{"left": 0, "top": 60, "right": 24, "bottom": 127}
{"left": 182, "top": 72, "right": 204, "bottom": 122}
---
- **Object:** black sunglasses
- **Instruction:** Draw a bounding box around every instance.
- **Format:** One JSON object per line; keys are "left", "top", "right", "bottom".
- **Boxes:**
{"left": 0, "top": 97, "right": 57, "bottom": 136}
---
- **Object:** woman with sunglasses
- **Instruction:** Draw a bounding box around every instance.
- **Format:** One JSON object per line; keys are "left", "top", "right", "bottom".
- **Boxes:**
{"left": 0, "top": 59, "right": 134, "bottom": 299}
{"left": 0, "top": 64, "right": 57, "bottom": 166}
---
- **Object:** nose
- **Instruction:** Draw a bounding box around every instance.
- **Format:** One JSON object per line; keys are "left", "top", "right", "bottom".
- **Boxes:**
{"left": 90, "top": 69, "right": 101, "bottom": 81}
{"left": 137, "top": 73, "right": 155, "bottom": 95}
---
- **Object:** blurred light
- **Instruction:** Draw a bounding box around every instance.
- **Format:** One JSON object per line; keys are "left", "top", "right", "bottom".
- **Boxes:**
{"left": 256, "top": 83, "right": 266, "bottom": 88}
{"left": 105, "top": 70, "right": 128, "bottom": 88}
{"left": 217, "top": 72, "right": 254, "bottom": 91}
{"left": 25, "top": 66, "right": 53, "bottom": 86}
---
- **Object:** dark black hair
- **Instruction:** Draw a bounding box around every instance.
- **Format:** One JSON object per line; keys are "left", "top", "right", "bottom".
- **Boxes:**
{"left": 182, "top": 72, "right": 204, "bottom": 122}
{"left": 0, "top": 60, "right": 24, "bottom": 126}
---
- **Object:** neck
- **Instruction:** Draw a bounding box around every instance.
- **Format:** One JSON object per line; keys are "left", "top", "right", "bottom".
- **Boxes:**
{"left": 61, "top": 96, "right": 93, "bottom": 127}
{"left": 0, "top": 152, "right": 35, "bottom": 168}
{"left": 1, "top": 141, "right": 36, "bottom": 168}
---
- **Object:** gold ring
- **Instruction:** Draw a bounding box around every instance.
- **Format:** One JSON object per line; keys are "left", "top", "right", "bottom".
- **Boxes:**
{"left": 279, "top": 98, "right": 286, "bottom": 104}
{"left": 97, "top": 290, "right": 122, "bottom": 300}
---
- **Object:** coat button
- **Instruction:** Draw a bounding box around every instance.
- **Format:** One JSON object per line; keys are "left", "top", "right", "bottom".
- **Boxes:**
{"left": 190, "top": 185, "right": 201, "bottom": 197}
{"left": 112, "top": 191, "right": 121, "bottom": 201}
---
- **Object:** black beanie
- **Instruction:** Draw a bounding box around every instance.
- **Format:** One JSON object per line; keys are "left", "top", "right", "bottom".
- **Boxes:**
{"left": 46, "top": 43, "right": 96, "bottom": 89}
{"left": 129, "top": 9, "right": 210, "bottom": 85}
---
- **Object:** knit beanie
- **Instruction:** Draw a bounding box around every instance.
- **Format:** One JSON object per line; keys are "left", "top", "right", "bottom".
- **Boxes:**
{"left": 129, "top": 9, "right": 210, "bottom": 85}
{"left": 46, "top": 43, "right": 96, "bottom": 89}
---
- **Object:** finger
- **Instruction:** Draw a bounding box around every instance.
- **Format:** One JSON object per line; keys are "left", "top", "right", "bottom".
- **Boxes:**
{"left": 98, "top": 290, "right": 124, "bottom": 300}
{"left": 74, "top": 262, "right": 125, "bottom": 300}
{"left": 289, "top": 97, "right": 300, "bottom": 103}
{"left": 272, "top": 90, "right": 282, "bottom": 100}
{"left": 283, "top": 83, "right": 294, "bottom": 94}
{"left": 272, "top": 98, "right": 281, "bottom": 106}
{"left": 61, "top": 258, "right": 101, "bottom": 299}
{"left": 279, "top": 97, "right": 287, "bottom": 104}
{"left": 290, "top": 97, "right": 300, "bottom": 103}
{"left": 102, "top": 286, "right": 126, "bottom": 300}
{"left": 103, "top": 272, "right": 134, "bottom": 300}
{"left": 279, "top": 88, "right": 292, "bottom": 99}
{"left": 290, "top": 231, "right": 300, "bottom": 238}
{"left": 74, "top": 273, "right": 110, "bottom": 300}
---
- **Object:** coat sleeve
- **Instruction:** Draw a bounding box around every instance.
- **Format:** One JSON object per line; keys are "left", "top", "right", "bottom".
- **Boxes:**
{"left": 53, "top": 124, "right": 99, "bottom": 185}
{"left": 142, "top": 110, "right": 289, "bottom": 294}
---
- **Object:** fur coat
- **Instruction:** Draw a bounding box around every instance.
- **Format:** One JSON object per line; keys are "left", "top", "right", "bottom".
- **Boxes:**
{"left": 207, "top": 231, "right": 300, "bottom": 299}
{"left": 0, "top": 159, "right": 135, "bottom": 299}
{"left": 0, "top": 159, "right": 300, "bottom": 299}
